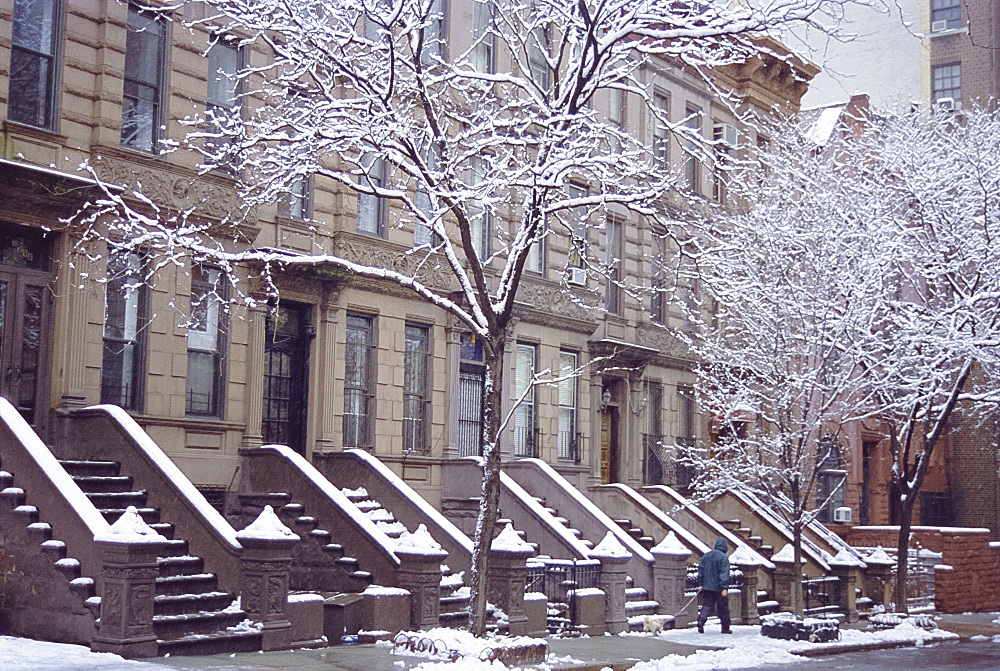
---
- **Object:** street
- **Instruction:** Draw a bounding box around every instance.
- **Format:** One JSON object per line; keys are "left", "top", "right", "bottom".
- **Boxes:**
{"left": 744, "top": 638, "right": 1000, "bottom": 670}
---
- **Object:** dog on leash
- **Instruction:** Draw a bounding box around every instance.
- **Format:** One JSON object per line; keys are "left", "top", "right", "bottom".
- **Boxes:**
{"left": 643, "top": 615, "right": 664, "bottom": 634}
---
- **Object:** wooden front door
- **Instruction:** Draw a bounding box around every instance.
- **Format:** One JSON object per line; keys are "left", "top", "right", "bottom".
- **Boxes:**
{"left": 0, "top": 271, "right": 49, "bottom": 426}
{"left": 262, "top": 302, "right": 311, "bottom": 453}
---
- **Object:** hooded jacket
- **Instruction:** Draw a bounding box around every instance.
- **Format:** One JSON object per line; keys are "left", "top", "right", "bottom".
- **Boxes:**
{"left": 697, "top": 537, "right": 731, "bottom": 592}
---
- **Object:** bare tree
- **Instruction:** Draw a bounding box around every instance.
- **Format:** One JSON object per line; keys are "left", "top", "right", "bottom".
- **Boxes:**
{"left": 679, "top": 116, "right": 875, "bottom": 615}
{"left": 73, "top": 0, "right": 873, "bottom": 635}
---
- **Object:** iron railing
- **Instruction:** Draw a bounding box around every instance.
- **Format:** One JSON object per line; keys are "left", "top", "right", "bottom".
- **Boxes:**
{"left": 525, "top": 558, "right": 601, "bottom": 632}
{"left": 803, "top": 575, "right": 840, "bottom": 616}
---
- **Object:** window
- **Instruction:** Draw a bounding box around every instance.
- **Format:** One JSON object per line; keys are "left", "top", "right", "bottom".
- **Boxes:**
{"left": 357, "top": 154, "right": 387, "bottom": 236}
{"left": 526, "top": 225, "right": 545, "bottom": 273}
{"left": 676, "top": 386, "right": 695, "bottom": 444}
{"left": 931, "top": 63, "right": 961, "bottom": 103}
{"left": 473, "top": 0, "right": 496, "bottom": 74}
{"left": 513, "top": 343, "right": 537, "bottom": 457}
{"left": 608, "top": 86, "right": 626, "bottom": 151}
{"left": 566, "top": 182, "right": 588, "bottom": 269}
{"left": 650, "top": 233, "right": 667, "bottom": 324}
{"left": 682, "top": 105, "right": 702, "bottom": 193}
{"left": 121, "top": 5, "right": 167, "bottom": 152}
{"left": 279, "top": 176, "right": 311, "bottom": 220}
{"left": 643, "top": 381, "right": 664, "bottom": 485}
{"left": 186, "top": 265, "right": 226, "bottom": 416}
{"left": 457, "top": 333, "right": 485, "bottom": 457}
{"left": 421, "top": 0, "right": 448, "bottom": 64}
{"left": 557, "top": 351, "right": 578, "bottom": 461}
{"left": 528, "top": 23, "right": 551, "bottom": 90}
{"left": 466, "top": 156, "right": 491, "bottom": 260}
{"left": 343, "top": 314, "right": 376, "bottom": 448}
{"left": 415, "top": 145, "right": 440, "bottom": 247}
{"left": 712, "top": 122, "right": 733, "bottom": 203}
{"left": 605, "top": 215, "right": 622, "bottom": 314}
{"left": 652, "top": 92, "right": 670, "bottom": 166}
{"left": 403, "top": 323, "right": 431, "bottom": 453}
{"left": 931, "top": 0, "right": 961, "bottom": 30}
{"left": 205, "top": 38, "right": 243, "bottom": 169}
{"left": 101, "top": 251, "right": 147, "bottom": 410}
{"left": 8, "top": 0, "right": 60, "bottom": 128}
{"left": 815, "top": 436, "right": 846, "bottom": 523}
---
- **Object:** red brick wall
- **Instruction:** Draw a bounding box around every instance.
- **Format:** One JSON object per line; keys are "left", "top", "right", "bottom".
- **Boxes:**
{"left": 846, "top": 526, "right": 1000, "bottom": 613}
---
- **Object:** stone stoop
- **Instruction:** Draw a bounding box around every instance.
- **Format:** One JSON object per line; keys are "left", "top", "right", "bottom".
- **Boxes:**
{"left": 625, "top": 578, "right": 664, "bottom": 632}
{"left": 612, "top": 518, "right": 656, "bottom": 551}
{"left": 59, "top": 459, "right": 261, "bottom": 656}
{"left": 236, "top": 492, "right": 373, "bottom": 594}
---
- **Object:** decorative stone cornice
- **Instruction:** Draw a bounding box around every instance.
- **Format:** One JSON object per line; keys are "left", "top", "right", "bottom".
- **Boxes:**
{"left": 332, "top": 231, "right": 453, "bottom": 293}
{"left": 513, "top": 279, "right": 600, "bottom": 334}
{"left": 634, "top": 322, "right": 696, "bottom": 370}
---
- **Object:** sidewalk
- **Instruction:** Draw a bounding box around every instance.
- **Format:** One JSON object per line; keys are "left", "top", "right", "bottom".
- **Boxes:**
{"left": 6, "top": 613, "right": 998, "bottom": 671}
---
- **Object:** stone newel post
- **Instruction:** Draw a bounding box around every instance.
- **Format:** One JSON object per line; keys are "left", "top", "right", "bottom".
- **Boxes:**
{"left": 487, "top": 524, "right": 535, "bottom": 636}
{"left": 829, "top": 549, "right": 864, "bottom": 623}
{"left": 862, "top": 546, "right": 895, "bottom": 608}
{"left": 590, "top": 532, "right": 632, "bottom": 635}
{"left": 396, "top": 524, "right": 449, "bottom": 630}
{"left": 729, "top": 544, "right": 762, "bottom": 625}
{"left": 91, "top": 506, "right": 168, "bottom": 658}
{"left": 770, "top": 544, "right": 803, "bottom": 611}
{"left": 237, "top": 506, "right": 299, "bottom": 651}
{"left": 651, "top": 531, "right": 692, "bottom": 626}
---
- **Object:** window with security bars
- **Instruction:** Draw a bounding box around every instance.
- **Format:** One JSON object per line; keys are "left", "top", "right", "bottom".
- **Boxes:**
{"left": 343, "top": 314, "right": 377, "bottom": 448}
{"left": 101, "top": 251, "right": 147, "bottom": 410}
{"left": 605, "top": 215, "right": 622, "bottom": 314}
{"left": 513, "top": 343, "right": 537, "bottom": 457}
{"left": 186, "top": 265, "right": 226, "bottom": 416}
{"left": 8, "top": 0, "right": 60, "bottom": 129}
{"left": 403, "top": 323, "right": 431, "bottom": 453}
{"left": 121, "top": 5, "right": 167, "bottom": 152}
{"left": 457, "top": 333, "right": 485, "bottom": 457}
{"left": 932, "top": 63, "right": 961, "bottom": 103}
{"left": 557, "top": 351, "right": 578, "bottom": 461}
{"left": 643, "top": 381, "right": 665, "bottom": 485}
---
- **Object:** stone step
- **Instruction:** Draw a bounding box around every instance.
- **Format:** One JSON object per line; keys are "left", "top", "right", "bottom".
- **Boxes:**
{"left": 354, "top": 500, "right": 381, "bottom": 513}
{"left": 241, "top": 492, "right": 292, "bottom": 509}
{"left": 294, "top": 515, "right": 318, "bottom": 532}
{"left": 1, "top": 487, "right": 26, "bottom": 507}
{"left": 53, "top": 556, "right": 82, "bottom": 582}
{"left": 323, "top": 543, "right": 344, "bottom": 560}
{"left": 148, "top": 523, "right": 175, "bottom": 540}
{"left": 639, "top": 537, "right": 655, "bottom": 550}
{"left": 40, "top": 539, "right": 67, "bottom": 561}
{"left": 280, "top": 502, "right": 305, "bottom": 518}
{"left": 157, "top": 555, "right": 205, "bottom": 578}
{"left": 748, "top": 536, "right": 763, "bottom": 549}
{"left": 308, "top": 529, "right": 331, "bottom": 545}
{"left": 58, "top": 460, "right": 120, "bottom": 478}
{"left": 613, "top": 518, "right": 632, "bottom": 527}
{"left": 26, "top": 521, "right": 51, "bottom": 543}
{"left": 624, "top": 600, "right": 660, "bottom": 617}
{"left": 719, "top": 519, "right": 741, "bottom": 531}
{"left": 336, "top": 556, "right": 360, "bottom": 572}
{"left": 85, "top": 490, "right": 149, "bottom": 510}
{"left": 580, "top": 540, "right": 593, "bottom": 549}
{"left": 70, "top": 576, "right": 96, "bottom": 603}
{"left": 14, "top": 504, "right": 39, "bottom": 525}
{"left": 155, "top": 573, "right": 219, "bottom": 596}
{"left": 153, "top": 609, "right": 245, "bottom": 639}
{"left": 157, "top": 629, "right": 262, "bottom": 657}
{"left": 625, "top": 587, "right": 648, "bottom": 601}
{"left": 100, "top": 507, "right": 160, "bottom": 525}
{"left": 0, "top": 471, "right": 13, "bottom": 489}
{"left": 737, "top": 527, "right": 752, "bottom": 537}
{"left": 153, "top": 592, "right": 233, "bottom": 617}
{"left": 70, "top": 475, "right": 134, "bottom": 493}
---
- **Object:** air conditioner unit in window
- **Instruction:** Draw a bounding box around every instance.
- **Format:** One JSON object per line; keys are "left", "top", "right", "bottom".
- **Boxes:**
{"left": 713, "top": 123, "right": 739, "bottom": 147}
{"left": 931, "top": 19, "right": 949, "bottom": 33}
{"left": 937, "top": 97, "right": 959, "bottom": 112}
{"left": 568, "top": 267, "right": 587, "bottom": 285}
{"left": 833, "top": 506, "right": 852, "bottom": 523}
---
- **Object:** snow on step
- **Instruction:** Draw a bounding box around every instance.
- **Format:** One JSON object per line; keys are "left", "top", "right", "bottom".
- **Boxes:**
{"left": 341, "top": 486, "right": 368, "bottom": 498}
{"left": 625, "top": 600, "right": 659, "bottom": 612}
{"left": 71, "top": 577, "right": 95, "bottom": 588}
{"left": 354, "top": 499, "right": 382, "bottom": 513}
{"left": 365, "top": 508, "right": 395, "bottom": 523}
{"left": 41, "top": 540, "right": 66, "bottom": 550}
{"left": 55, "top": 558, "right": 80, "bottom": 569}
{"left": 1, "top": 487, "right": 25, "bottom": 496}
{"left": 27, "top": 522, "right": 51, "bottom": 531}
{"left": 14, "top": 505, "right": 36, "bottom": 514}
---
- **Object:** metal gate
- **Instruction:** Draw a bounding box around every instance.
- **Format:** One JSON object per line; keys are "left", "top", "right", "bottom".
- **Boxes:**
{"left": 525, "top": 559, "right": 601, "bottom": 633}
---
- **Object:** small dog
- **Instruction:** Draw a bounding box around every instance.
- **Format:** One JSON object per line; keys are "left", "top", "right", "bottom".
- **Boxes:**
{"left": 642, "top": 615, "right": 664, "bottom": 635}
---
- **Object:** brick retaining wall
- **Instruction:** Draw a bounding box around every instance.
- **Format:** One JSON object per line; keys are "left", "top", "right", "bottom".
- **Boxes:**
{"left": 846, "top": 526, "right": 1000, "bottom": 613}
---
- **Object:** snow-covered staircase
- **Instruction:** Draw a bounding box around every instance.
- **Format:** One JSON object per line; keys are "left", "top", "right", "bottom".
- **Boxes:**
{"left": 612, "top": 518, "right": 656, "bottom": 552}
{"left": 625, "top": 576, "right": 664, "bottom": 632}
{"left": 531, "top": 496, "right": 594, "bottom": 551}
{"left": 237, "top": 492, "right": 373, "bottom": 593}
{"left": 61, "top": 459, "right": 260, "bottom": 655}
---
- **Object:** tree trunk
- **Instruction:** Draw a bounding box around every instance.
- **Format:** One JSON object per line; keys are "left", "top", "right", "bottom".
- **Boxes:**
{"left": 792, "top": 525, "right": 804, "bottom": 617}
{"left": 894, "top": 495, "right": 915, "bottom": 615}
{"left": 467, "top": 338, "right": 505, "bottom": 636}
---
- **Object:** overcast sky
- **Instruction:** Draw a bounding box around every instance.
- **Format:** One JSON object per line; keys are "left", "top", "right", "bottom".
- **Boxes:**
{"left": 795, "top": 0, "right": 924, "bottom": 111}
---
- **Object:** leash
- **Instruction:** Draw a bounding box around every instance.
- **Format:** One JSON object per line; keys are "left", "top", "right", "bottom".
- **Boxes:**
{"left": 673, "top": 587, "right": 701, "bottom": 618}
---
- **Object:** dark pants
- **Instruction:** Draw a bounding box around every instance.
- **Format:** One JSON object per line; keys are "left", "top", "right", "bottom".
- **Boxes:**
{"left": 697, "top": 590, "right": 731, "bottom": 632}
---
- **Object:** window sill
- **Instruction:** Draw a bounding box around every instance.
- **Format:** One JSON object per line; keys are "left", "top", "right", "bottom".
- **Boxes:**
{"left": 927, "top": 26, "right": 968, "bottom": 39}
{"left": 133, "top": 413, "right": 244, "bottom": 432}
{"left": 3, "top": 120, "right": 68, "bottom": 145}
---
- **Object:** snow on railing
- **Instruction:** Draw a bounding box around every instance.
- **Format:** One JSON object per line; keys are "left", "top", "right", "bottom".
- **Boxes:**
{"left": 261, "top": 444, "right": 400, "bottom": 564}
{"left": 515, "top": 459, "right": 654, "bottom": 563}
{"left": 0, "top": 399, "right": 110, "bottom": 537}
{"left": 346, "top": 448, "right": 472, "bottom": 554}
{"left": 87, "top": 405, "right": 240, "bottom": 549}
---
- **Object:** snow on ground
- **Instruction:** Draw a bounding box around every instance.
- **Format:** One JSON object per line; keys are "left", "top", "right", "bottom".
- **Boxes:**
{"left": 628, "top": 620, "right": 959, "bottom": 670}
{"left": 0, "top": 636, "right": 155, "bottom": 670}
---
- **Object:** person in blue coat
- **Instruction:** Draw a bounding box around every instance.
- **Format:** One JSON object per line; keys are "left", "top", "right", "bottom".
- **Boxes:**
{"left": 696, "top": 537, "right": 732, "bottom": 634}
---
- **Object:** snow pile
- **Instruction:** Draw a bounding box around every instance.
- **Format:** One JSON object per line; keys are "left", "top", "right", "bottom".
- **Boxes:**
{"left": 384, "top": 627, "right": 537, "bottom": 662}
{"left": 236, "top": 505, "right": 298, "bottom": 541}
{"left": 651, "top": 530, "right": 691, "bottom": 557}
{"left": 397, "top": 524, "right": 445, "bottom": 554}
{"left": 865, "top": 546, "right": 895, "bottom": 565}
{"left": 770, "top": 544, "right": 807, "bottom": 563}
{"left": 93, "top": 506, "right": 167, "bottom": 543}
{"left": 0, "top": 635, "right": 153, "bottom": 670}
{"left": 491, "top": 523, "right": 532, "bottom": 553}
{"left": 588, "top": 531, "right": 631, "bottom": 559}
{"left": 729, "top": 542, "right": 762, "bottom": 566}
{"left": 829, "top": 547, "right": 866, "bottom": 567}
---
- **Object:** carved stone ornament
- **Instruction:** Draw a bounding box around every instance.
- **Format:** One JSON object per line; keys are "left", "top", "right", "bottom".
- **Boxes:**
{"left": 634, "top": 323, "right": 695, "bottom": 365}
{"left": 333, "top": 234, "right": 452, "bottom": 292}
{"left": 513, "top": 280, "right": 599, "bottom": 334}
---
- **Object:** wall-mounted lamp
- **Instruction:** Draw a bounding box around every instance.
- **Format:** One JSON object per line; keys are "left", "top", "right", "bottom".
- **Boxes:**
{"left": 600, "top": 387, "right": 612, "bottom": 411}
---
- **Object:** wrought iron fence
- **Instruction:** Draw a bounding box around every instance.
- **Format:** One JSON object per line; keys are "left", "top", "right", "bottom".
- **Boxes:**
{"left": 854, "top": 546, "right": 940, "bottom": 610}
{"left": 685, "top": 565, "right": 745, "bottom": 591}
{"left": 803, "top": 575, "right": 840, "bottom": 616}
{"left": 525, "top": 558, "right": 601, "bottom": 632}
